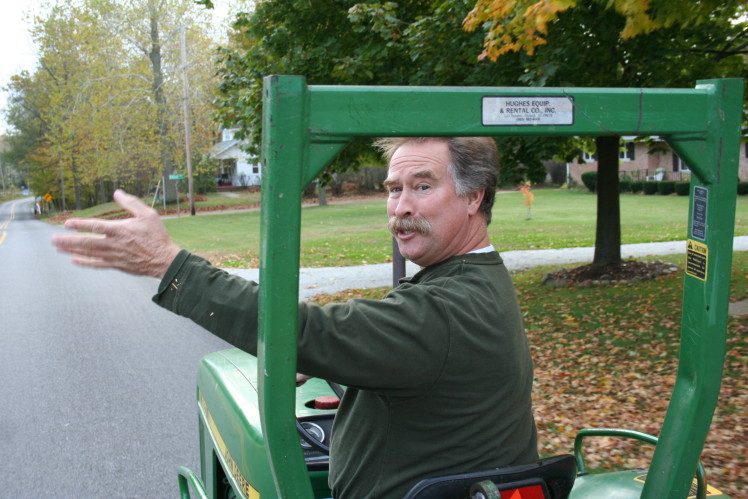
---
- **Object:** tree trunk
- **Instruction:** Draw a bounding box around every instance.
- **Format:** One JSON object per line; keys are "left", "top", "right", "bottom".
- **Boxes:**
{"left": 148, "top": 2, "right": 175, "bottom": 201}
{"left": 592, "top": 135, "right": 622, "bottom": 267}
{"left": 72, "top": 154, "right": 82, "bottom": 210}
{"left": 318, "top": 181, "right": 327, "bottom": 206}
{"left": 98, "top": 177, "right": 106, "bottom": 205}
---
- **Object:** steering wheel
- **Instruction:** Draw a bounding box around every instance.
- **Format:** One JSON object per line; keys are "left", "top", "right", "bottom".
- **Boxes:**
{"left": 296, "top": 380, "right": 345, "bottom": 455}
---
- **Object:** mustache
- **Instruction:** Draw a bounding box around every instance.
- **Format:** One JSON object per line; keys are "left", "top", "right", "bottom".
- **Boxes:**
{"left": 388, "top": 216, "right": 432, "bottom": 236}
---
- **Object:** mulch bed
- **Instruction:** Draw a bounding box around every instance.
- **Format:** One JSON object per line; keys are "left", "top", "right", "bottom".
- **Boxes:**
{"left": 543, "top": 260, "right": 680, "bottom": 287}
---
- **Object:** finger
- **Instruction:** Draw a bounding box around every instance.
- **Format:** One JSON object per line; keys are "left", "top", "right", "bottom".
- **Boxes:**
{"left": 69, "top": 254, "right": 137, "bottom": 273}
{"left": 69, "top": 255, "right": 109, "bottom": 268}
{"left": 63, "top": 217, "right": 117, "bottom": 236}
{"left": 113, "top": 189, "right": 154, "bottom": 219}
{"left": 52, "top": 233, "right": 108, "bottom": 255}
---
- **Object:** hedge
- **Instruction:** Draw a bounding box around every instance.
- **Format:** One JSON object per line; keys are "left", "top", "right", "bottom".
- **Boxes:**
{"left": 675, "top": 182, "right": 690, "bottom": 196}
{"left": 657, "top": 181, "right": 676, "bottom": 195}
{"left": 581, "top": 171, "right": 597, "bottom": 192}
{"left": 642, "top": 182, "right": 659, "bottom": 195}
{"left": 630, "top": 181, "right": 644, "bottom": 193}
{"left": 739, "top": 182, "right": 748, "bottom": 195}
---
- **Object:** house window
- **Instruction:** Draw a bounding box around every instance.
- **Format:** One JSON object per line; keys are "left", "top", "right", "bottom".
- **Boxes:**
{"left": 673, "top": 153, "right": 690, "bottom": 173}
{"left": 582, "top": 142, "right": 634, "bottom": 162}
{"left": 252, "top": 164, "right": 260, "bottom": 174}
{"left": 221, "top": 129, "right": 235, "bottom": 142}
{"left": 619, "top": 142, "right": 635, "bottom": 162}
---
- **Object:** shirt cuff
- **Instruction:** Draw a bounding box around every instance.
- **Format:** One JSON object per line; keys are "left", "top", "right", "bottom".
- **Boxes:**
{"left": 152, "top": 249, "right": 193, "bottom": 310}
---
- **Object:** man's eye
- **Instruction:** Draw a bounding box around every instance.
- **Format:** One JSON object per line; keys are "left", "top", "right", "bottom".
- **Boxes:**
{"left": 417, "top": 184, "right": 430, "bottom": 191}
{"left": 389, "top": 187, "right": 402, "bottom": 193}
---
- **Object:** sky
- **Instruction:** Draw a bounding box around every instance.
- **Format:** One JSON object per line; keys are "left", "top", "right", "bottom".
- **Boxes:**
{"left": 0, "top": 0, "right": 41, "bottom": 135}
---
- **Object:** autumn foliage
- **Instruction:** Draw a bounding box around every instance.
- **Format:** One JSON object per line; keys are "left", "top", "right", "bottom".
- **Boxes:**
{"left": 311, "top": 252, "right": 748, "bottom": 498}
{"left": 463, "top": 0, "right": 740, "bottom": 61}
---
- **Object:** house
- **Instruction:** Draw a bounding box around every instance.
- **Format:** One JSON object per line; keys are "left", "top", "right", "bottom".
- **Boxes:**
{"left": 211, "top": 129, "right": 261, "bottom": 187}
{"left": 568, "top": 136, "right": 748, "bottom": 184}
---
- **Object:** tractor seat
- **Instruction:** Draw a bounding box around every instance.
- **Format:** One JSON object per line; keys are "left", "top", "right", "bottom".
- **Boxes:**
{"left": 402, "top": 454, "right": 576, "bottom": 499}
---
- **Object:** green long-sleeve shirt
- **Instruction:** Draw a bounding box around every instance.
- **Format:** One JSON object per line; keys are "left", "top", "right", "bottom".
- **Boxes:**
{"left": 154, "top": 249, "right": 537, "bottom": 498}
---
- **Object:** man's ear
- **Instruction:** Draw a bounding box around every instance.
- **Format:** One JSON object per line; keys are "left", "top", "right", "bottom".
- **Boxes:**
{"left": 466, "top": 189, "right": 485, "bottom": 216}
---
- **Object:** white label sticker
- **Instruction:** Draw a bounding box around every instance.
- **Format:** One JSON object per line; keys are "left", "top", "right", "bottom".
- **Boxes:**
{"left": 482, "top": 96, "right": 574, "bottom": 126}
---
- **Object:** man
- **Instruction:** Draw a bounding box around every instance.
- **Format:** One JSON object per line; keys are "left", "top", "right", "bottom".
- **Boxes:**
{"left": 52, "top": 137, "right": 537, "bottom": 498}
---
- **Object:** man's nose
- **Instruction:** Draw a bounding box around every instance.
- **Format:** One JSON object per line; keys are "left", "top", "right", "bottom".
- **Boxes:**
{"left": 393, "top": 190, "right": 414, "bottom": 217}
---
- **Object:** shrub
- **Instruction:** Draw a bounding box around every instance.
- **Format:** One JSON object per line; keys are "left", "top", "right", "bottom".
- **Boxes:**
{"left": 642, "top": 182, "right": 659, "bottom": 195}
{"left": 619, "top": 180, "right": 631, "bottom": 193}
{"left": 658, "top": 181, "right": 676, "bottom": 195}
{"left": 675, "top": 182, "right": 690, "bottom": 196}
{"left": 738, "top": 182, "right": 748, "bottom": 195}
{"left": 581, "top": 171, "right": 597, "bottom": 192}
{"left": 630, "top": 181, "right": 644, "bottom": 193}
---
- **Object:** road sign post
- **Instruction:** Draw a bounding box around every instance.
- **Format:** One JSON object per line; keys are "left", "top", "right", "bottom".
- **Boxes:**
{"left": 169, "top": 174, "right": 184, "bottom": 217}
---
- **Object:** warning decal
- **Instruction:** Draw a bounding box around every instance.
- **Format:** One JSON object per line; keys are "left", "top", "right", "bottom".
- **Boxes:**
{"left": 686, "top": 239, "right": 708, "bottom": 281}
{"left": 482, "top": 95, "right": 574, "bottom": 126}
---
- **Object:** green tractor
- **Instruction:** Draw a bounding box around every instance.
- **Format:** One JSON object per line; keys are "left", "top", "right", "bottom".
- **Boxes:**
{"left": 178, "top": 77, "right": 742, "bottom": 499}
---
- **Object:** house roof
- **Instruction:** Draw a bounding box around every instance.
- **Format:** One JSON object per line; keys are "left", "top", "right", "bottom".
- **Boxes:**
{"left": 211, "top": 139, "right": 242, "bottom": 159}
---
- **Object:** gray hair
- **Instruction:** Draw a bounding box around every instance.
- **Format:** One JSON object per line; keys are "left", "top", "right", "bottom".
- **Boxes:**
{"left": 374, "top": 137, "right": 499, "bottom": 224}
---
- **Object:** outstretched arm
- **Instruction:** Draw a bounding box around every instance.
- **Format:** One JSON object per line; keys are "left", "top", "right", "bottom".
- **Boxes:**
{"left": 51, "top": 189, "right": 181, "bottom": 279}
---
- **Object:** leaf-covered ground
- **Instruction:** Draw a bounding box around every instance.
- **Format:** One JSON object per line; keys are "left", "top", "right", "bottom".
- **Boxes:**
{"left": 310, "top": 252, "right": 747, "bottom": 498}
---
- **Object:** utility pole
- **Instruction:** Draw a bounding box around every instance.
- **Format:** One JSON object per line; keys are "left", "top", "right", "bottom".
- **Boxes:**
{"left": 180, "top": 25, "right": 196, "bottom": 216}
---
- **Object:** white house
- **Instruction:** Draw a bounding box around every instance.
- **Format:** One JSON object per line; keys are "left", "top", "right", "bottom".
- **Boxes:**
{"left": 211, "top": 129, "right": 261, "bottom": 187}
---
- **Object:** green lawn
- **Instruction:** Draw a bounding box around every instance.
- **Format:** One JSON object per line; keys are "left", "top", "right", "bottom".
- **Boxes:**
{"left": 160, "top": 189, "right": 748, "bottom": 268}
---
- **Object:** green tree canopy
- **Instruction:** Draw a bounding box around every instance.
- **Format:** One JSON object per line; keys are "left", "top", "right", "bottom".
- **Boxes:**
{"left": 214, "top": 0, "right": 566, "bottom": 185}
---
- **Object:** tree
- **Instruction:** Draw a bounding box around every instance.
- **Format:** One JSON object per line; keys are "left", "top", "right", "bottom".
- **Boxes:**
{"left": 464, "top": 0, "right": 748, "bottom": 62}
{"left": 3, "top": 0, "right": 220, "bottom": 209}
{"left": 214, "top": 0, "right": 565, "bottom": 186}
{"left": 465, "top": 0, "right": 748, "bottom": 266}
{"left": 2, "top": 72, "right": 49, "bottom": 193}
{"left": 94, "top": 0, "right": 218, "bottom": 201}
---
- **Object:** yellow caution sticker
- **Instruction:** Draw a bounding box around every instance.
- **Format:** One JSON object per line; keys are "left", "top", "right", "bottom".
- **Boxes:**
{"left": 686, "top": 239, "right": 708, "bottom": 281}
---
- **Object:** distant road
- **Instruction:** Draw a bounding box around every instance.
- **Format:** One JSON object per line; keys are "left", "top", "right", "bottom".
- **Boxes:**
{"left": 0, "top": 198, "right": 231, "bottom": 497}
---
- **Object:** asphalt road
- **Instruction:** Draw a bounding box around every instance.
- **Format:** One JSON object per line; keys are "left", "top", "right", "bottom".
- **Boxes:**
{"left": 0, "top": 198, "right": 231, "bottom": 498}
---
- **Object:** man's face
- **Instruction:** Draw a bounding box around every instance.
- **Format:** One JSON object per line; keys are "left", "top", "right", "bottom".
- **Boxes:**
{"left": 384, "top": 140, "right": 479, "bottom": 267}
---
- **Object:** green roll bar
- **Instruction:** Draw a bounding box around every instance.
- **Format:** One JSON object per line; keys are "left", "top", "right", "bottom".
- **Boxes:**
{"left": 573, "top": 428, "right": 707, "bottom": 499}
{"left": 258, "top": 76, "right": 743, "bottom": 498}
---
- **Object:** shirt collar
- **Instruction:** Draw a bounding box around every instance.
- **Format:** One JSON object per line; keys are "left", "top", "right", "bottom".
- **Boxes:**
{"left": 467, "top": 245, "right": 496, "bottom": 254}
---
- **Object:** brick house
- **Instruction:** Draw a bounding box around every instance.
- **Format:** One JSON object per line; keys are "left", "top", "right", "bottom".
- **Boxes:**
{"left": 568, "top": 136, "right": 748, "bottom": 184}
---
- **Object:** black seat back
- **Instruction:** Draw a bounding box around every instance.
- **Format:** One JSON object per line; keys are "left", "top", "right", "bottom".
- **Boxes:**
{"left": 402, "top": 454, "right": 576, "bottom": 499}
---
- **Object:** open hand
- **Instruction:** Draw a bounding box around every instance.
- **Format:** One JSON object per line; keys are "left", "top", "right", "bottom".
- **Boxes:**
{"left": 51, "top": 190, "right": 181, "bottom": 279}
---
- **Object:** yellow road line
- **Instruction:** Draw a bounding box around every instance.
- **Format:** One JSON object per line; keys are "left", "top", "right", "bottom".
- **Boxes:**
{"left": 0, "top": 201, "right": 18, "bottom": 238}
